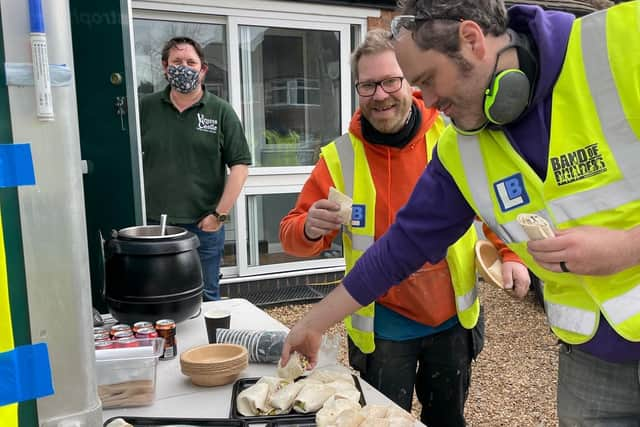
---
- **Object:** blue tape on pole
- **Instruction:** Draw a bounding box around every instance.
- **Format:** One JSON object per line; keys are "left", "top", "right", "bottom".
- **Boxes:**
{"left": 0, "top": 144, "right": 36, "bottom": 188}
{"left": 0, "top": 343, "right": 54, "bottom": 406}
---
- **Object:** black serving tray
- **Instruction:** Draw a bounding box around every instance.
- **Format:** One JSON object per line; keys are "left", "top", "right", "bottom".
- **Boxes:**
{"left": 264, "top": 417, "right": 317, "bottom": 426}
{"left": 230, "top": 375, "right": 366, "bottom": 424}
{"left": 103, "top": 416, "right": 246, "bottom": 426}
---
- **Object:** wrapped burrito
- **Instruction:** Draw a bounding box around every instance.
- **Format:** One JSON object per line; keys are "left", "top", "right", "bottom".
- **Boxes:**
{"left": 328, "top": 187, "right": 353, "bottom": 226}
{"left": 315, "top": 396, "right": 362, "bottom": 427}
{"left": 236, "top": 382, "right": 271, "bottom": 416}
{"left": 293, "top": 383, "right": 335, "bottom": 413}
{"left": 268, "top": 380, "right": 305, "bottom": 414}
{"left": 257, "top": 375, "right": 290, "bottom": 393}
{"left": 277, "top": 352, "right": 308, "bottom": 380}
{"left": 517, "top": 213, "right": 555, "bottom": 240}
{"left": 334, "top": 408, "right": 366, "bottom": 427}
{"left": 306, "top": 367, "right": 355, "bottom": 385}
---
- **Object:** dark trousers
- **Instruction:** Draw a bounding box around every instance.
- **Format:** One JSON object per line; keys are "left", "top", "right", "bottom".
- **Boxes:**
{"left": 349, "top": 314, "right": 484, "bottom": 427}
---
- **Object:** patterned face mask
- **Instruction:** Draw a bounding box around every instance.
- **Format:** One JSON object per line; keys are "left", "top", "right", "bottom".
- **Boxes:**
{"left": 166, "top": 64, "right": 201, "bottom": 93}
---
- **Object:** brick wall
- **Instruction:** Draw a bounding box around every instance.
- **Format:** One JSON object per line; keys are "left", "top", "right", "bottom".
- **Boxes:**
{"left": 367, "top": 9, "right": 397, "bottom": 31}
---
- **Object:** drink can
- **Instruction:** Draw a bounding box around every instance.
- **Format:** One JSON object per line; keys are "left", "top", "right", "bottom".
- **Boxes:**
{"left": 112, "top": 330, "right": 134, "bottom": 340}
{"left": 155, "top": 319, "right": 177, "bottom": 360}
{"left": 95, "top": 340, "right": 115, "bottom": 350}
{"left": 94, "top": 332, "right": 111, "bottom": 341}
{"left": 135, "top": 327, "right": 158, "bottom": 339}
{"left": 94, "top": 326, "right": 109, "bottom": 335}
{"left": 133, "top": 321, "right": 154, "bottom": 333}
{"left": 110, "top": 324, "right": 131, "bottom": 337}
{"left": 115, "top": 337, "right": 140, "bottom": 348}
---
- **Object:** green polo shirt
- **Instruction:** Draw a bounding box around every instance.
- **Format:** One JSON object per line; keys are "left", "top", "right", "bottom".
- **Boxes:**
{"left": 140, "top": 86, "right": 252, "bottom": 223}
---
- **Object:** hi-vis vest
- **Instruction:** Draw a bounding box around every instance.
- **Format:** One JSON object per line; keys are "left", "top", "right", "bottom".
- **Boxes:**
{"left": 437, "top": 1, "right": 640, "bottom": 345}
{"left": 321, "top": 122, "right": 480, "bottom": 354}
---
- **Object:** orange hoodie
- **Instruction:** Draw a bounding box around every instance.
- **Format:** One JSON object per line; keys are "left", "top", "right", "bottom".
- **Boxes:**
{"left": 280, "top": 94, "right": 521, "bottom": 325}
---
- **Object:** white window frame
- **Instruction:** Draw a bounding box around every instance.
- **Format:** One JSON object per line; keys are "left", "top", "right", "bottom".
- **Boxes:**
{"left": 131, "top": 0, "right": 375, "bottom": 279}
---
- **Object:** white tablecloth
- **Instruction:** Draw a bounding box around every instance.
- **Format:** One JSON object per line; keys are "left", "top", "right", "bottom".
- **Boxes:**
{"left": 101, "top": 298, "right": 409, "bottom": 424}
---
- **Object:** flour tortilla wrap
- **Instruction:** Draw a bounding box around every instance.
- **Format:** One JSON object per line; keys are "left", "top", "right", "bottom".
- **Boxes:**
{"left": 328, "top": 187, "right": 352, "bottom": 226}
{"left": 307, "top": 367, "right": 355, "bottom": 385}
{"left": 359, "top": 404, "right": 389, "bottom": 418}
{"left": 236, "top": 382, "right": 271, "bottom": 416}
{"left": 517, "top": 213, "right": 555, "bottom": 240}
{"left": 385, "top": 405, "right": 415, "bottom": 422}
{"left": 268, "top": 380, "right": 305, "bottom": 414}
{"left": 359, "top": 418, "right": 390, "bottom": 427}
{"left": 385, "top": 417, "right": 415, "bottom": 427}
{"left": 315, "top": 396, "right": 362, "bottom": 427}
{"left": 257, "top": 375, "right": 290, "bottom": 393}
{"left": 277, "top": 352, "right": 307, "bottom": 380}
{"left": 292, "top": 383, "right": 335, "bottom": 413}
{"left": 334, "top": 409, "right": 366, "bottom": 427}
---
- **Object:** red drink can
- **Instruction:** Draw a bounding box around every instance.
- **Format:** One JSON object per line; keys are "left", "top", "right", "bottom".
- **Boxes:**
{"left": 110, "top": 324, "right": 131, "bottom": 337}
{"left": 112, "top": 330, "right": 134, "bottom": 340}
{"left": 115, "top": 337, "right": 140, "bottom": 348}
{"left": 133, "top": 321, "right": 154, "bottom": 334}
{"left": 95, "top": 340, "right": 115, "bottom": 350}
{"left": 94, "top": 326, "right": 110, "bottom": 335}
{"left": 155, "top": 319, "right": 177, "bottom": 360}
{"left": 135, "top": 327, "right": 158, "bottom": 339}
{"left": 94, "top": 332, "right": 111, "bottom": 341}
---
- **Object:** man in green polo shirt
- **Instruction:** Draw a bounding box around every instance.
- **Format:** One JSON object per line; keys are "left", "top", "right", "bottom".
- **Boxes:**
{"left": 140, "top": 36, "right": 252, "bottom": 301}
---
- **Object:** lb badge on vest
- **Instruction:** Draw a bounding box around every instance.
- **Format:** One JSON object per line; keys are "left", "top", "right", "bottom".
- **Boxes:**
{"left": 493, "top": 173, "right": 529, "bottom": 212}
{"left": 351, "top": 204, "right": 366, "bottom": 228}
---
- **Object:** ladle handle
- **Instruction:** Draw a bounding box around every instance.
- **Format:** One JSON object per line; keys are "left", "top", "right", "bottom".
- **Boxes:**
{"left": 160, "top": 214, "right": 168, "bottom": 236}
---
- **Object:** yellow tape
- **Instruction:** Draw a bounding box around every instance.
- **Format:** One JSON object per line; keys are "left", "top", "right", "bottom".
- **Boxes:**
{"left": 0, "top": 207, "right": 19, "bottom": 424}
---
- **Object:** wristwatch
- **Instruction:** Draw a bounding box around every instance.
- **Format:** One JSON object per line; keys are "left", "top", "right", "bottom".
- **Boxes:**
{"left": 212, "top": 211, "right": 228, "bottom": 223}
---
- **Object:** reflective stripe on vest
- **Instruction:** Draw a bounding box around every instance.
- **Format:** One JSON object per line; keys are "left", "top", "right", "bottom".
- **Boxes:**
{"left": 350, "top": 312, "right": 375, "bottom": 331}
{"left": 438, "top": 2, "right": 640, "bottom": 342}
{"left": 323, "top": 129, "right": 480, "bottom": 353}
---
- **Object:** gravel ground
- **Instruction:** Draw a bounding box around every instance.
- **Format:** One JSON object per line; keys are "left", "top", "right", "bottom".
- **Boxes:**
{"left": 266, "top": 281, "right": 558, "bottom": 426}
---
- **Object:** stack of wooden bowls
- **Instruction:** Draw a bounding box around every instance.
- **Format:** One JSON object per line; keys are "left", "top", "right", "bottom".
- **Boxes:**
{"left": 180, "top": 343, "right": 248, "bottom": 386}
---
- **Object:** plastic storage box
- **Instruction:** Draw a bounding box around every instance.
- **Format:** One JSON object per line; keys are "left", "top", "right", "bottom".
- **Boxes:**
{"left": 95, "top": 337, "right": 164, "bottom": 408}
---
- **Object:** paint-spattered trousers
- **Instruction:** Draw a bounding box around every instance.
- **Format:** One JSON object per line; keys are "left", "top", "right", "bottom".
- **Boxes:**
{"left": 349, "top": 316, "right": 484, "bottom": 427}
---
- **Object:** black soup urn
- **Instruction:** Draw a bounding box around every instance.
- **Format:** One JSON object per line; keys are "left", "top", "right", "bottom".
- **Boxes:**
{"left": 104, "top": 225, "right": 203, "bottom": 324}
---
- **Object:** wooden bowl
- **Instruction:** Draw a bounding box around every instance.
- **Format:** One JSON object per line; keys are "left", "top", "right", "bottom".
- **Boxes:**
{"left": 187, "top": 360, "right": 248, "bottom": 386}
{"left": 180, "top": 344, "right": 248, "bottom": 387}
{"left": 474, "top": 240, "right": 504, "bottom": 289}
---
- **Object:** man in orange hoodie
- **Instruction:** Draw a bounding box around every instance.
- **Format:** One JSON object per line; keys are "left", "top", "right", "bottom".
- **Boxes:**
{"left": 279, "top": 29, "right": 530, "bottom": 426}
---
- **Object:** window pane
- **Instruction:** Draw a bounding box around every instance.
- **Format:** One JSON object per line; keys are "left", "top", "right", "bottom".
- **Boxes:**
{"left": 247, "top": 194, "right": 343, "bottom": 266}
{"left": 133, "top": 19, "right": 229, "bottom": 100}
{"left": 239, "top": 26, "right": 342, "bottom": 167}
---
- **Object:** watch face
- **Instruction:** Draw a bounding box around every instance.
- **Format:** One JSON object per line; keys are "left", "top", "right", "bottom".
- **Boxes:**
{"left": 218, "top": 214, "right": 228, "bottom": 222}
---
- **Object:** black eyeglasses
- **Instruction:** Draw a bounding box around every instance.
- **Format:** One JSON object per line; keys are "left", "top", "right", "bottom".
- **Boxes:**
{"left": 355, "top": 77, "right": 404, "bottom": 97}
{"left": 390, "top": 14, "right": 464, "bottom": 39}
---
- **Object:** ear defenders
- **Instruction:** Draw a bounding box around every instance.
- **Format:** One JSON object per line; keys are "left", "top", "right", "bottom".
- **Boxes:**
{"left": 483, "top": 30, "right": 537, "bottom": 126}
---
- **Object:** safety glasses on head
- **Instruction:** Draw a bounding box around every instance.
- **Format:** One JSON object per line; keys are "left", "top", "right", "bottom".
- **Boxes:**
{"left": 390, "top": 14, "right": 463, "bottom": 39}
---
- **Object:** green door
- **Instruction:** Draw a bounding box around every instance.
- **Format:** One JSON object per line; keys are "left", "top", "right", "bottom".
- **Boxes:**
{"left": 70, "top": 0, "right": 143, "bottom": 312}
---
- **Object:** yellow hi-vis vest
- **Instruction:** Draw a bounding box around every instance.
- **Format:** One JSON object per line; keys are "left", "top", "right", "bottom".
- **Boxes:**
{"left": 437, "top": 1, "right": 640, "bottom": 345}
{"left": 321, "top": 123, "right": 480, "bottom": 354}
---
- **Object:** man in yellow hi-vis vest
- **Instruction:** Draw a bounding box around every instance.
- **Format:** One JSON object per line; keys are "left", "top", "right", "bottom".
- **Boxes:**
{"left": 280, "top": 1, "right": 640, "bottom": 425}
{"left": 279, "top": 29, "right": 529, "bottom": 426}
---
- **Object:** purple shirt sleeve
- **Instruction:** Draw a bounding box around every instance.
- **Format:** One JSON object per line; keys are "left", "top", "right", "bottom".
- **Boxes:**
{"left": 343, "top": 151, "right": 477, "bottom": 306}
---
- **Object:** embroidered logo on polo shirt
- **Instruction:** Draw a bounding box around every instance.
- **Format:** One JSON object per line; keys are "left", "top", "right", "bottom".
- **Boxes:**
{"left": 550, "top": 143, "right": 607, "bottom": 186}
{"left": 494, "top": 173, "right": 529, "bottom": 212}
{"left": 196, "top": 113, "right": 218, "bottom": 134}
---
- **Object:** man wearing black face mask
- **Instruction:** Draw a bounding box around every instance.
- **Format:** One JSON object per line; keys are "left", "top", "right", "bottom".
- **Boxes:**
{"left": 140, "top": 37, "right": 252, "bottom": 301}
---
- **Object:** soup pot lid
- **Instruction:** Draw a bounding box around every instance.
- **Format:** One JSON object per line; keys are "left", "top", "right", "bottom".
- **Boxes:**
{"left": 117, "top": 225, "right": 188, "bottom": 240}
{"left": 108, "top": 225, "right": 200, "bottom": 255}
